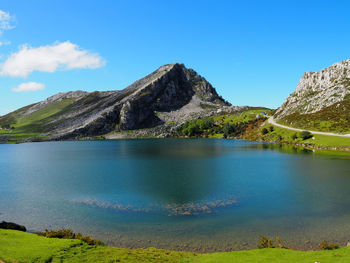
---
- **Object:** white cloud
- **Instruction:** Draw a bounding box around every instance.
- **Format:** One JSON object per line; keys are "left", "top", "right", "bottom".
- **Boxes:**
{"left": 1, "top": 41, "right": 106, "bottom": 77}
{"left": 0, "top": 41, "right": 11, "bottom": 46}
{"left": 13, "top": 82, "right": 45, "bottom": 92}
{"left": 0, "top": 10, "right": 15, "bottom": 35}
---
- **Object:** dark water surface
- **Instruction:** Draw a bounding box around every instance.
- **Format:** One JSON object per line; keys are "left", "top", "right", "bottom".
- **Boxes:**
{"left": 1, "top": 139, "right": 350, "bottom": 251}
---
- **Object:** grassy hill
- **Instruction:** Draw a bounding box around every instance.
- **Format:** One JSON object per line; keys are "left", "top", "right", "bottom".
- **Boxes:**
{"left": 2, "top": 229, "right": 350, "bottom": 262}
{"left": 0, "top": 99, "right": 77, "bottom": 133}
{"left": 174, "top": 107, "right": 350, "bottom": 151}
{"left": 176, "top": 108, "right": 271, "bottom": 138}
{"left": 0, "top": 98, "right": 79, "bottom": 142}
{"left": 243, "top": 119, "right": 350, "bottom": 151}
{"left": 279, "top": 98, "right": 350, "bottom": 134}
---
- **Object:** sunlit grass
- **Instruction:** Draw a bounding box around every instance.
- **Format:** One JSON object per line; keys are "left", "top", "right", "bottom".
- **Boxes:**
{"left": 2, "top": 229, "right": 350, "bottom": 262}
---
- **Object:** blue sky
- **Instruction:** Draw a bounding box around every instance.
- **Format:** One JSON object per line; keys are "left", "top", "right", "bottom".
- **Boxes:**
{"left": 0, "top": 0, "right": 349, "bottom": 115}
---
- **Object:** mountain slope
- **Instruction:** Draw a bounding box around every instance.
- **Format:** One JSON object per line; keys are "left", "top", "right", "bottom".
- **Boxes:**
{"left": 276, "top": 99, "right": 350, "bottom": 134}
{"left": 0, "top": 63, "right": 232, "bottom": 140}
{"left": 275, "top": 59, "right": 350, "bottom": 120}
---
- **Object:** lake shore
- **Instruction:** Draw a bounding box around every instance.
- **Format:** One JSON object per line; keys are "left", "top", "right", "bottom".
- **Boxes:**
{"left": 2, "top": 228, "right": 350, "bottom": 263}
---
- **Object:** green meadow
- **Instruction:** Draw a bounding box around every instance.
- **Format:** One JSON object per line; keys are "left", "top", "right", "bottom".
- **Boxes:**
{"left": 2, "top": 229, "right": 350, "bottom": 263}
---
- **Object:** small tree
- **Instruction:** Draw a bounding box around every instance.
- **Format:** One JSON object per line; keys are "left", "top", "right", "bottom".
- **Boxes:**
{"left": 200, "top": 118, "right": 214, "bottom": 130}
{"left": 261, "top": 128, "right": 269, "bottom": 135}
{"left": 187, "top": 123, "right": 200, "bottom": 137}
{"left": 223, "top": 123, "right": 235, "bottom": 137}
{"left": 299, "top": 131, "right": 313, "bottom": 140}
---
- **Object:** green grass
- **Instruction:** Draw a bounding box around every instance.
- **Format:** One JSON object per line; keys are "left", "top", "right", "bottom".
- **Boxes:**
{"left": 2, "top": 229, "right": 350, "bottom": 262}
{"left": 9, "top": 98, "right": 76, "bottom": 133}
{"left": 279, "top": 99, "right": 350, "bottom": 134}
{"left": 196, "top": 247, "right": 350, "bottom": 263}
{"left": 0, "top": 229, "right": 81, "bottom": 263}
{"left": 304, "top": 134, "right": 350, "bottom": 147}
{"left": 0, "top": 98, "right": 77, "bottom": 141}
{"left": 244, "top": 121, "right": 350, "bottom": 151}
{"left": 53, "top": 246, "right": 194, "bottom": 263}
{"left": 208, "top": 133, "right": 224, "bottom": 138}
{"left": 0, "top": 229, "right": 194, "bottom": 263}
{"left": 177, "top": 108, "right": 271, "bottom": 138}
{"left": 213, "top": 109, "right": 272, "bottom": 125}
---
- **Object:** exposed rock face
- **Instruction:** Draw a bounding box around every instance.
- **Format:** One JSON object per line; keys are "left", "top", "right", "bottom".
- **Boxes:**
{"left": 60, "top": 63, "right": 230, "bottom": 138}
{"left": 275, "top": 59, "right": 350, "bottom": 120}
{"left": 118, "top": 63, "right": 227, "bottom": 130}
{"left": 2, "top": 63, "right": 232, "bottom": 139}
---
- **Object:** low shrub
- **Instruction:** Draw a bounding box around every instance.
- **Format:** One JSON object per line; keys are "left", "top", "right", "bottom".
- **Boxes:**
{"left": 257, "top": 235, "right": 288, "bottom": 249}
{"left": 223, "top": 123, "right": 236, "bottom": 137}
{"left": 37, "top": 229, "right": 105, "bottom": 246}
{"left": 257, "top": 235, "right": 274, "bottom": 248}
{"left": 261, "top": 128, "right": 269, "bottom": 135}
{"left": 299, "top": 131, "right": 313, "bottom": 140}
{"left": 319, "top": 240, "right": 339, "bottom": 250}
{"left": 276, "top": 236, "right": 288, "bottom": 249}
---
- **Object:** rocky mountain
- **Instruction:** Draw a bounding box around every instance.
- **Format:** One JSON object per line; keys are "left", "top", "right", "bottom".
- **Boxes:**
{"left": 0, "top": 63, "right": 240, "bottom": 140}
{"left": 274, "top": 59, "right": 350, "bottom": 120}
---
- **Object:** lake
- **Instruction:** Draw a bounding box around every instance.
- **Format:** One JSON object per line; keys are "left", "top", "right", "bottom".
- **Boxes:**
{"left": 1, "top": 139, "right": 350, "bottom": 252}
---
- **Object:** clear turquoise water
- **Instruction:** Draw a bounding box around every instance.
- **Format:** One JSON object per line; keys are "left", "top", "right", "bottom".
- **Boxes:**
{"left": 1, "top": 139, "right": 350, "bottom": 251}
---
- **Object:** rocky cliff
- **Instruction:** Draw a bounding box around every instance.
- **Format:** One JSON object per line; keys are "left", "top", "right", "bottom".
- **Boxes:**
{"left": 275, "top": 59, "right": 350, "bottom": 120}
{"left": 0, "top": 63, "right": 236, "bottom": 140}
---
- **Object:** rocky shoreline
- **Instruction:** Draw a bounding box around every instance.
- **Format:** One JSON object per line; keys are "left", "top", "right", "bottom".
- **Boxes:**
{"left": 2, "top": 132, "right": 350, "bottom": 155}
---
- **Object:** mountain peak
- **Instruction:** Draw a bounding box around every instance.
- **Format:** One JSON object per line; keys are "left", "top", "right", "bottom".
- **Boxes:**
{"left": 0, "top": 63, "right": 230, "bottom": 140}
{"left": 275, "top": 58, "right": 350, "bottom": 119}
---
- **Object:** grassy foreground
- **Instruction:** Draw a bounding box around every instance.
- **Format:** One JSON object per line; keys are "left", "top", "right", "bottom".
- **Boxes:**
{"left": 2, "top": 229, "right": 350, "bottom": 263}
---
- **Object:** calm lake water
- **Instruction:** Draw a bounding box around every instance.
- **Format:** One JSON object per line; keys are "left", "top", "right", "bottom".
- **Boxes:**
{"left": 1, "top": 139, "right": 350, "bottom": 251}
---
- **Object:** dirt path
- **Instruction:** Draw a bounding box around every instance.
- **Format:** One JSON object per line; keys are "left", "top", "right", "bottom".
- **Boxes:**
{"left": 268, "top": 117, "right": 350, "bottom": 138}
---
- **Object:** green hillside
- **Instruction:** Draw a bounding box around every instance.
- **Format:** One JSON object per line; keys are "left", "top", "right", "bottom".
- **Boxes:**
{"left": 175, "top": 107, "right": 350, "bottom": 151}
{"left": 177, "top": 108, "right": 271, "bottom": 138}
{"left": 279, "top": 98, "right": 350, "bottom": 134}
{"left": 0, "top": 98, "right": 80, "bottom": 142}
{"left": 0, "top": 98, "right": 76, "bottom": 133}
{"left": 243, "top": 121, "right": 350, "bottom": 151}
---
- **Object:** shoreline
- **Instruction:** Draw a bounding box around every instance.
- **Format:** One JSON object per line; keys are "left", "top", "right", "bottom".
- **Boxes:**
{"left": 1, "top": 135, "right": 350, "bottom": 155}
{"left": 2, "top": 228, "right": 350, "bottom": 263}
{"left": 5, "top": 217, "right": 350, "bottom": 253}
{"left": 4, "top": 225, "right": 350, "bottom": 253}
